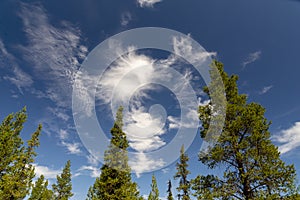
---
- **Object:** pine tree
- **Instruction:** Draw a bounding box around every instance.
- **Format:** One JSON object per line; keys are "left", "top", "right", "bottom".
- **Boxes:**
{"left": 52, "top": 160, "right": 73, "bottom": 200}
{"left": 148, "top": 174, "right": 160, "bottom": 200}
{"left": 193, "top": 60, "right": 299, "bottom": 199}
{"left": 167, "top": 180, "right": 174, "bottom": 200}
{"left": 29, "top": 175, "right": 54, "bottom": 200}
{"left": 0, "top": 108, "right": 41, "bottom": 199}
{"left": 174, "top": 145, "right": 190, "bottom": 200}
{"left": 86, "top": 106, "right": 142, "bottom": 200}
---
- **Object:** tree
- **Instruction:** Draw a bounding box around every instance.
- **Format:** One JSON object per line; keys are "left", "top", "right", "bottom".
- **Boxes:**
{"left": 148, "top": 174, "right": 160, "bottom": 200}
{"left": 29, "top": 175, "right": 54, "bottom": 200}
{"left": 52, "top": 160, "right": 73, "bottom": 200}
{"left": 193, "top": 60, "right": 299, "bottom": 199}
{"left": 87, "top": 106, "right": 142, "bottom": 200}
{"left": 0, "top": 108, "right": 41, "bottom": 199}
{"left": 174, "top": 145, "right": 190, "bottom": 200}
{"left": 167, "top": 180, "right": 174, "bottom": 200}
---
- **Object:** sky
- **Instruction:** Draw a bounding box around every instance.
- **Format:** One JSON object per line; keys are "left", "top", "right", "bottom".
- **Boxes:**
{"left": 0, "top": 0, "right": 300, "bottom": 199}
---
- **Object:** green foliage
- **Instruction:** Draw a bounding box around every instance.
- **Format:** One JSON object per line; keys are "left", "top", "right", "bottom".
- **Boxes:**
{"left": 29, "top": 175, "right": 54, "bottom": 200}
{"left": 0, "top": 108, "right": 41, "bottom": 199}
{"left": 194, "top": 60, "right": 299, "bottom": 199}
{"left": 148, "top": 174, "right": 160, "bottom": 200}
{"left": 174, "top": 145, "right": 191, "bottom": 200}
{"left": 52, "top": 160, "right": 73, "bottom": 200}
{"left": 167, "top": 180, "right": 174, "bottom": 200}
{"left": 87, "top": 106, "right": 142, "bottom": 200}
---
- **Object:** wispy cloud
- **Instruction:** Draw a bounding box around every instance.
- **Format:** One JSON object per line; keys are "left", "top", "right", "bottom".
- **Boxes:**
{"left": 120, "top": 12, "right": 132, "bottom": 27}
{"left": 61, "top": 141, "right": 82, "bottom": 155}
{"left": 75, "top": 165, "right": 101, "bottom": 178}
{"left": 3, "top": 66, "right": 33, "bottom": 94}
{"left": 0, "top": 38, "right": 33, "bottom": 93}
{"left": 33, "top": 164, "right": 61, "bottom": 179}
{"left": 259, "top": 85, "right": 273, "bottom": 95}
{"left": 137, "top": 0, "right": 162, "bottom": 8}
{"left": 242, "top": 50, "right": 262, "bottom": 68}
{"left": 273, "top": 122, "right": 300, "bottom": 154}
{"left": 19, "top": 2, "right": 87, "bottom": 107}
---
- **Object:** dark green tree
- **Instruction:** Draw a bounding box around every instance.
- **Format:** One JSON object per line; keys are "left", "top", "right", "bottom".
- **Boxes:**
{"left": 167, "top": 180, "right": 174, "bottom": 200}
{"left": 174, "top": 145, "right": 190, "bottom": 200}
{"left": 52, "top": 160, "right": 73, "bottom": 200}
{"left": 86, "top": 106, "right": 142, "bottom": 200}
{"left": 0, "top": 108, "right": 41, "bottom": 199}
{"left": 29, "top": 175, "right": 54, "bottom": 200}
{"left": 193, "top": 60, "right": 299, "bottom": 199}
{"left": 148, "top": 174, "right": 160, "bottom": 200}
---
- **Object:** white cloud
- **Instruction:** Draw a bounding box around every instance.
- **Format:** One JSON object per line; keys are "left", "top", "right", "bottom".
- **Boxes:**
{"left": 273, "top": 122, "right": 300, "bottom": 154}
{"left": 172, "top": 34, "right": 216, "bottom": 64}
{"left": 242, "top": 50, "right": 262, "bottom": 68}
{"left": 33, "top": 164, "right": 61, "bottom": 179}
{"left": 137, "top": 0, "right": 162, "bottom": 8}
{"left": 78, "top": 33, "right": 213, "bottom": 174}
{"left": 259, "top": 85, "right": 273, "bottom": 95}
{"left": 121, "top": 12, "right": 132, "bottom": 26}
{"left": 129, "top": 153, "right": 165, "bottom": 177}
{"left": 58, "top": 129, "right": 69, "bottom": 140}
{"left": 76, "top": 165, "right": 101, "bottom": 178}
{"left": 61, "top": 141, "right": 82, "bottom": 155}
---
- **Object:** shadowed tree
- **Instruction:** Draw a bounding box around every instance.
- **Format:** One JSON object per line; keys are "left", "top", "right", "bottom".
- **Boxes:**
{"left": 86, "top": 106, "right": 142, "bottom": 200}
{"left": 192, "top": 60, "right": 299, "bottom": 199}
{"left": 167, "top": 180, "right": 174, "bottom": 200}
{"left": 0, "top": 108, "right": 41, "bottom": 199}
{"left": 52, "top": 160, "right": 73, "bottom": 200}
{"left": 174, "top": 145, "right": 190, "bottom": 200}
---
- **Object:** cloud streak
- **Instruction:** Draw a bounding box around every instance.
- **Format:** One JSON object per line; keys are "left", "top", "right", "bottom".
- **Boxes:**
{"left": 242, "top": 50, "right": 262, "bottom": 68}
{"left": 137, "top": 0, "right": 162, "bottom": 8}
{"left": 273, "top": 122, "right": 300, "bottom": 154}
{"left": 259, "top": 85, "right": 273, "bottom": 95}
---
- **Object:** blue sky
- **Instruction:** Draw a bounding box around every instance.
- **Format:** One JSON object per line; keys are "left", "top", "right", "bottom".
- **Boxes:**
{"left": 1, "top": 0, "right": 300, "bottom": 199}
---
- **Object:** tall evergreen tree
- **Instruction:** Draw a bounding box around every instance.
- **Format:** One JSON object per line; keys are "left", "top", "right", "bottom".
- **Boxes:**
{"left": 29, "top": 175, "right": 54, "bottom": 200}
{"left": 86, "top": 106, "right": 142, "bottom": 200}
{"left": 174, "top": 145, "right": 190, "bottom": 200}
{"left": 167, "top": 180, "right": 174, "bottom": 200}
{"left": 0, "top": 108, "right": 41, "bottom": 199}
{"left": 148, "top": 174, "right": 160, "bottom": 200}
{"left": 52, "top": 160, "right": 73, "bottom": 200}
{"left": 193, "top": 60, "right": 299, "bottom": 199}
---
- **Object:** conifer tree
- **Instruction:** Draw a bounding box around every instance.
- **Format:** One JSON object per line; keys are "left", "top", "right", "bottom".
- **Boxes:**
{"left": 0, "top": 108, "right": 41, "bottom": 199}
{"left": 174, "top": 145, "right": 190, "bottom": 200}
{"left": 29, "top": 175, "right": 54, "bottom": 200}
{"left": 148, "top": 174, "right": 160, "bottom": 200}
{"left": 167, "top": 180, "right": 174, "bottom": 200}
{"left": 52, "top": 160, "right": 73, "bottom": 200}
{"left": 86, "top": 106, "right": 142, "bottom": 200}
{"left": 193, "top": 60, "right": 299, "bottom": 199}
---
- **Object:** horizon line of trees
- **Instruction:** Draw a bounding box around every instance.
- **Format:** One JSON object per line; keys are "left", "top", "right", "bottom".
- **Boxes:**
{"left": 1, "top": 60, "right": 300, "bottom": 199}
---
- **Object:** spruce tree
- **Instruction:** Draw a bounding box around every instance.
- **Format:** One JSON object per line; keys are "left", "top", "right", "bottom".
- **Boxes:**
{"left": 174, "top": 145, "right": 190, "bottom": 200}
{"left": 86, "top": 106, "right": 141, "bottom": 200}
{"left": 52, "top": 160, "right": 73, "bottom": 200}
{"left": 0, "top": 108, "right": 41, "bottom": 199}
{"left": 148, "top": 174, "right": 160, "bottom": 200}
{"left": 29, "top": 175, "right": 54, "bottom": 200}
{"left": 167, "top": 180, "right": 174, "bottom": 200}
{"left": 193, "top": 60, "right": 299, "bottom": 199}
